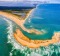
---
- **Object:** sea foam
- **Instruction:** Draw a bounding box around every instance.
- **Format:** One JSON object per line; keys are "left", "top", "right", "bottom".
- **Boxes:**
{"left": 3, "top": 17, "right": 60, "bottom": 56}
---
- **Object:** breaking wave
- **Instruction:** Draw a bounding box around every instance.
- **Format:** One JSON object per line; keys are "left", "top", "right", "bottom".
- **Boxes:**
{"left": 3, "top": 17, "right": 60, "bottom": 56}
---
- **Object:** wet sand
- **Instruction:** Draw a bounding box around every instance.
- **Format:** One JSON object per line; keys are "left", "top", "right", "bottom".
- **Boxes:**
{"left": 14, "top": 29, "right": 60, "bottom": 48}
{"left": 0, "top": 11, "right": 60, "bottom": 48}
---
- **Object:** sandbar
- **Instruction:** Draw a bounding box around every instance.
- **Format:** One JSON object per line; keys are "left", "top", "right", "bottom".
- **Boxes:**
{"left": 0, "top": 11, "right": 60, "bottom": 48}
{"left": 14, "top": 29, "right": 60, "bottom": 48}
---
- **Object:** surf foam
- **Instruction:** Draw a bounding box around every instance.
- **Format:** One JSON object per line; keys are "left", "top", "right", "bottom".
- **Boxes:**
{"left": 3, "top": 17, "right": 60, "bottom": 56}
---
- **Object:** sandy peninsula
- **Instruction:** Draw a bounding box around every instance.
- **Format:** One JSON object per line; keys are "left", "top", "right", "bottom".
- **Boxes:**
{"left": 0, "top": 11, "right": 60, "bottom": 48}
{"left": 0, "top": 10, "right": 43, "bottom": 34}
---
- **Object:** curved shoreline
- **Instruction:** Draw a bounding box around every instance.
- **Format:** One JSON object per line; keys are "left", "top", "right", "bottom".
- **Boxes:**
{"left": 0, "top": 11, "right": 30, "bottom": 33}
{"left": 0, "top": 11, "right": 60, "bottom": 48}
{"left": 14, "top": 29, "right": 60, "bottom": 48}
{"left": 0, "top": 10, "right": 45, "bottom": 35}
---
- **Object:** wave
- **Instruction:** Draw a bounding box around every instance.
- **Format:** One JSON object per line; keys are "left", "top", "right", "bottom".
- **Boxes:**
{"left": 3, "top": 17, "right": 60, "bottom": 56}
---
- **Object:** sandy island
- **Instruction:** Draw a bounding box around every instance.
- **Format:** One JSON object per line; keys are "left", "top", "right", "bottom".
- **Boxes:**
{"left": 0, "top": 10, "right": 60, "bottom": 48}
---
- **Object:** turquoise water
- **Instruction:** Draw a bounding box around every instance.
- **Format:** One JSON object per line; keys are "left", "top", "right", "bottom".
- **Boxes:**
{"left": 0, "top": 16, "right": 12, "bottom": 56}
{"left": 24, "top": 4, "right": 60, "bottom": 40}
{"left": 0, "top": 12, "right": 60, "bottom": 56}
{"left": 0, "top": 4, "right": 60, "bottom": 56}
{"left": 0, "top": 16, "right": 26, "bottom": 56}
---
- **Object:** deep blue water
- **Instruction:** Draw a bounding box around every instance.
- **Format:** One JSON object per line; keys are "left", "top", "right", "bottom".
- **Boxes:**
{"left": 24, "top": 4, "right": 60, "bottom": 40}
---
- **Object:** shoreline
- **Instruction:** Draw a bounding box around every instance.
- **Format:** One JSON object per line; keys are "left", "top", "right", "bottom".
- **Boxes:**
{"left": 0, "top": 10, "right": 45, "bottom": 35}
{"left": 14, "top": 29, "right": 60, "bottom": 48}
{"left": 0, "top": 11, "right": 60, "bottom": 48}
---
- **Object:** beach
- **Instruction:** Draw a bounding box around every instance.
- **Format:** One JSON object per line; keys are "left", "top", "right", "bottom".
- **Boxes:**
{"left": 0, "top": 11, "right": 60, "bottom": 48}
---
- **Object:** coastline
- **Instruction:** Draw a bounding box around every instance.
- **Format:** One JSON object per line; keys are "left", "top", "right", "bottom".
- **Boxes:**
{"left": 14, "top": 29, "right": 60, "bottom": 48}
{"left": 0, "top": 11, "right": 60, "bottom": 48}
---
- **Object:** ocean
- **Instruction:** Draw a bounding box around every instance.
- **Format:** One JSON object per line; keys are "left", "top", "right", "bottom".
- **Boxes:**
{"left": 24, "top": 4, "right": 60, "bottom": 40}
{"left": 0, "top": 4, "right": 60, "bottom": 56}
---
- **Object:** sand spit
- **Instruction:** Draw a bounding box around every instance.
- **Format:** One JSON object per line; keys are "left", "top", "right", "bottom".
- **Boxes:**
{"left": 0, "top": 10, "right": 42, "bottom": 34}
{"left": 0, "top": 11, "right": 60, "bottom": 48}
{"left": 14, "top": 29, "right": 60, "bottom": 48}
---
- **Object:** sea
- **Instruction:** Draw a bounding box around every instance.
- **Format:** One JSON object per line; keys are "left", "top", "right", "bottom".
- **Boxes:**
{"left": 24, "top": 4, "right": 60, "bottom": 40}
{"left": 0, "top": 4, "right": 60, "bottom": 56}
